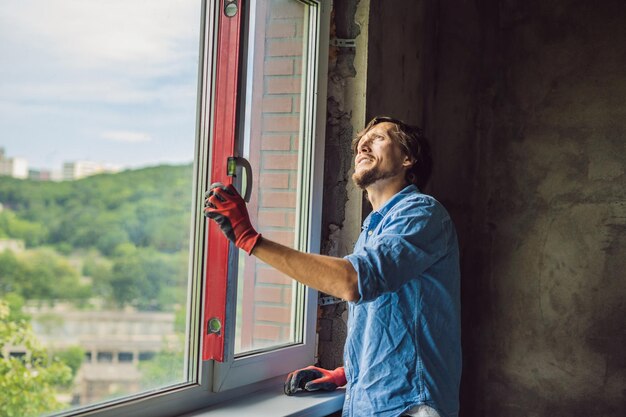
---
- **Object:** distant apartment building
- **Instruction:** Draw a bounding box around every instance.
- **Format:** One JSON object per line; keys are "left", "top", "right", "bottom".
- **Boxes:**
{"left": 62, "top": 161, "right": 121, "bottom": 180}
{"left": 0, "top": 148, "right": 28, "bottom": 179}
{"left": 28, "top": 168, "right": 53, "bottom": 181}
{"left": 16, "top": 304, "right": 179, "bottom": 406}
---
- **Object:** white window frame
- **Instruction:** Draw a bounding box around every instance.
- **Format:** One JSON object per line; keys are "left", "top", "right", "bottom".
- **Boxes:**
{"left": 54, "top": 1, "right": 331, "bottom": 416}
{"left": 211, "top": 0, "right": 330, "bottom": 392}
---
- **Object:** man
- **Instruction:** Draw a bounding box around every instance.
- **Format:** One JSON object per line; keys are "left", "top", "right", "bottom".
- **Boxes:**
{"left": 204, "top": 116, "right": 461, "bottom": 417}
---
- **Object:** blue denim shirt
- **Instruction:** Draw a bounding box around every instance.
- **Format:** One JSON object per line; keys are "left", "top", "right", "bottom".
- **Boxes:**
{"left": 343, "top": 185, "right": 461, "bottom": 417}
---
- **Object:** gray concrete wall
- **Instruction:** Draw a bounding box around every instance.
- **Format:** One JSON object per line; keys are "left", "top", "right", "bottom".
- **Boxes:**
{"left": 318, "top": 0, "right": 367, "bottom": 370}
{"left": 320, "top": 0, "right": 625, "bottom": 415}
{"left": 365, "top": 0, "right": 424, "bottom": 124}
{"left": 424, "top": 0, "right": 626, "bottom": 415}
{"left": 318, "top": 0, "right": 427, "bottom": 370}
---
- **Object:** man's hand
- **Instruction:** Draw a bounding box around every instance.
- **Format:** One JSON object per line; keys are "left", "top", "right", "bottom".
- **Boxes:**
{"left": 284, "top": 366, "right": 346, "bottom": 395}
{"left": 203, "top": 183, "right": 261, "bottom": 255}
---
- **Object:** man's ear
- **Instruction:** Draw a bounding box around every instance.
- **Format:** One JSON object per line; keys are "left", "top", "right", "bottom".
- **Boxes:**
{"left": 402, "top": 156, "right": 414, "bottom": 168}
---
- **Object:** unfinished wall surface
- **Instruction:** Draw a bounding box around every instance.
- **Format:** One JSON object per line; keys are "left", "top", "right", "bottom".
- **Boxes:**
{"left": 320, "top": 0, "right": 625, "bottom": 415}
{"left": 424, "top": 0, "right": 626, "bottom": 415}
{"left": 365, "top": 0, "right": 424, "bottom": 124}
{"left": 317, "top": 0, "right": 427, "bottom": 371}
{"left": 317, "top": 0, "right": 365, "bottom": 370}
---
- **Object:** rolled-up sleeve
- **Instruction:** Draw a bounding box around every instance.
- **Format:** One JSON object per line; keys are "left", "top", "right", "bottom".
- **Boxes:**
{"left": 345, "top": 202, "right": 449, "bottom": 304}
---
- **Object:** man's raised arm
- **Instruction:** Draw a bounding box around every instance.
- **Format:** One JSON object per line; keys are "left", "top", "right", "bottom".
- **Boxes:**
{"left": 204, "top": 183, "right": 359, "bottom": 302}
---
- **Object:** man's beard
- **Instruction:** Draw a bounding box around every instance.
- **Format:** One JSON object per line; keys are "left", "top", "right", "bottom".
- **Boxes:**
{"left": 352, "top": 164, "right": 400, "bottom": 189}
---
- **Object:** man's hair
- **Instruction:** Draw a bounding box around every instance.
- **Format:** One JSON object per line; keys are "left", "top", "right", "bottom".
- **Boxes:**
{"left": 352, "top": 116, "right": 433, "bottom": 190}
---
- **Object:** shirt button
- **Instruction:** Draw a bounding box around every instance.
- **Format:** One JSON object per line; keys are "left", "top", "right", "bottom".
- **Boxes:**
{"left": 367, "top": 230, "right": 373, "bottom": 236}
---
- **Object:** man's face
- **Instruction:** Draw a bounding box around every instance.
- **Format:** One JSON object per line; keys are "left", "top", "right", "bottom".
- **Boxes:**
{"left": 352, "top": 122, "right": 411, "bottom": 189}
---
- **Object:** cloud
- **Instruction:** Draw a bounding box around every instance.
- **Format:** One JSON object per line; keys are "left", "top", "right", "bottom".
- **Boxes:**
{"left": 0, "top": 0, "right": 200, "bottom": 74}
{"left": 0, "top": 1, "right": 200, "bottom": 170}
{"left": 101, "top": 131, "right": 152, "bottom": 143}
{"left": 0, "top": 1, "right": 201, "bottom": 106}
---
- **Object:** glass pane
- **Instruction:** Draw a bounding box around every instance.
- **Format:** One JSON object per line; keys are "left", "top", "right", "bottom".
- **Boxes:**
{"left": 0, "top": 1, "right": 202, "bottom": 416}
{"left": 234, "top": 0, "right": 311, "bottom": 355}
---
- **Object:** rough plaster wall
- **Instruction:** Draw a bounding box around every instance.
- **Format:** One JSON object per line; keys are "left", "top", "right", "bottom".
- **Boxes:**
{"left": 322, "top": 1, "right": 625, "bottom": 415}
{"left": 320, "top": 0, "right": 360, "bottom": 249}
{"left": 365, "top": 0, "right": 424, "bottom": 124}
{"left": 317, "top": 0, "right": 365, "bottom": 370}
{"left": 427, "top": 0, "right": 626, "bottom": 415}
{"left": 317, "top": 0, "right": 427, "bottom": 371}
{"left": 479, "top": 2, "right": 626, "bottom": 415}
{"left": 419, "top": 1, "right": 488, "bottom": 415}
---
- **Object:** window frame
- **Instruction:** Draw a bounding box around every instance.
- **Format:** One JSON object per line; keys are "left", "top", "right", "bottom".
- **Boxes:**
{"left": 210, "top": 0, "right": 330, "bottom": 392}
{"left": 49, "top": 0, "right": 214, "bottom": 413}
{"left": 51, "top": 0, "right": 331, "bottom": 416}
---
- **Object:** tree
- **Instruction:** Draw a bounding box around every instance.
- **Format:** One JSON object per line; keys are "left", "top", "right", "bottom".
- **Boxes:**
{"left": 0, "top": 250, "right": 23, "bottom": 295}
{"left": 0, "top": 248, "right": 91, "bottom": 304}
{"left": 53, "top": 346, "right": 85, "bottom": 386}
{"left": 0, "top": 210, "right": 48, "bottom": 247}
{"left": 0, "top": 299, "right": 73, "bottom": 417}
{"left": 99, "top": 244, "right": 187, "bottom": 310}
{"left": 138, "top": 349, "right": 185, "bottom": 390}
{"left": 0, "top": 164, "right": 194, "bottom": 311}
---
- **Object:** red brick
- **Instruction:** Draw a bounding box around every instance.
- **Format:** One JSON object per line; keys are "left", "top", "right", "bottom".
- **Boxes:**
{"left": 261, "top": 135, "right": 291, "bottom": 151}
{"left": 294, "top": 59, "right": 302, "bottom": 75}
{"left": 293, "top": 96, "right": 301, "bottom": 113}
{"left": 255, "top": 286, "right": 284, "bottom": 303}
{"left": 264, "top": 59, "right": 294, "bottom": 75}
{"left": 266, "top": 77, "right": 302, "bottom": 95}
{"left": 256, "top": 306, "right": 292, "bottom": 324}
{"left": 258, "top": 210, "right": 288, "bottom": 227}
{"left": 253, "top": 324, "right": 281, "bottom": 340}
{"left": 280, "top": 326, "right": 291, "bottom": 340}
{"left": 288, "top": 172, "right": 298, "bottom": 188}
{"left": 262, "top": 230, "right": 295, "bottom": 247}
{"left": 260, "top": 172, "right": 290, "bottom": 188}
{"left": 267, "top": 40, "right": 304, "bottom": 57}
{"left": 266, "top": 21, "right": 296, "bottom": 38}
{"left": 284, "top": 287, "right": 293, "bottom": 303}
{"left": 262, "top": 96, "right": 292, "bottom": 113}
{"left": 262, "top": 115, "right": 300, "bottom": 131}
{"left": 285, "top": 212, "right": 296, "bottom": 227}
{"left": 258, "top": 268, "right": 292, "bottom": 285}
{"left": 262, "top": 153, "right": 298, "bottom": 170}
{"left": 261, "top": 191, "right": 297, "bottom": 208}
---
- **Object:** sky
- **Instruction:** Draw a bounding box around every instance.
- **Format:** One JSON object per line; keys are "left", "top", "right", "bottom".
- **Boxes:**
{"left": 0, "top": 0, "right": 203, "bottom": 172}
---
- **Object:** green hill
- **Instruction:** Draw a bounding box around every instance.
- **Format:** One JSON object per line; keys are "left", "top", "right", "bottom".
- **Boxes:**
{"left": 0, "top": 164, "right": 194, "bottom": 254}
{"left": 0, "top": 164, "right": 195, "bottom": 310}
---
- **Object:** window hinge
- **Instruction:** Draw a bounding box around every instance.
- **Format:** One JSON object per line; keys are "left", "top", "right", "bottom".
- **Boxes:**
{"left": 329, "top": 38, "right": 356, "bottom": 48}
{"left": 318, "top": 295, "right": 345, "bottom": 306}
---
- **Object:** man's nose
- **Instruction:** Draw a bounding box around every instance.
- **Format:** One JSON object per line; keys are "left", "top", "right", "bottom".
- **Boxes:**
{"left": 358, "top": 140, "right": 371, "bottom": 154}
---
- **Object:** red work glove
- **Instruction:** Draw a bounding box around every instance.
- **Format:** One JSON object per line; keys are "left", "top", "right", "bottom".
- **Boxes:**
{"left": 203, "top": 183, "right": 261, "bottom": 255}
{"left": 284, "top": 366, "right": 346, "bottom": 395}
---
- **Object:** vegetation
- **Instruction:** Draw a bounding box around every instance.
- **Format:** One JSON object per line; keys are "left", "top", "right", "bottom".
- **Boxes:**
{"left": 0, "top": 164, "right": 193, "bottom": 310}
{"left": 0, "top": 164, "right": 194, "bottom": 416}
{"left": 139, "top": 349, "right": 186, "bottom": 390}
{"left": 0, "top": 300, "right": 73, "bottom": 417}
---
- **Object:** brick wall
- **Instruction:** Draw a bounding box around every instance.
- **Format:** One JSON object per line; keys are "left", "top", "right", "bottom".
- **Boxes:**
{"left": 237, "top": 0, "right": 306, "bottom": 353}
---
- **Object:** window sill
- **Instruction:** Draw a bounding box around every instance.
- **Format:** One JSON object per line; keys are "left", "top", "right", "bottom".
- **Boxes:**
{"left": 182, "top": 377, "right": 344, "bottom": 417}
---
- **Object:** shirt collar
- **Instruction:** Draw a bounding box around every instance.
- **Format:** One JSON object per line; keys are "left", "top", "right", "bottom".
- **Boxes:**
{"left": 362, "top": 184, "right": 419, "bottom": 229}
